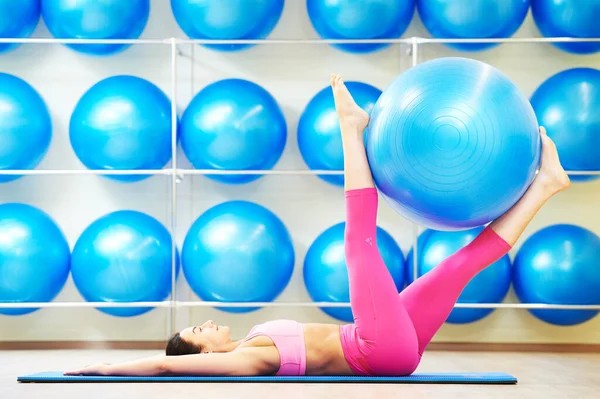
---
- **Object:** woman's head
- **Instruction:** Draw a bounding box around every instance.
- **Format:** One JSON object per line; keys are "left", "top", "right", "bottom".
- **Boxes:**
{"left": 166, "top": 320, "right": 232, "bottom": 356}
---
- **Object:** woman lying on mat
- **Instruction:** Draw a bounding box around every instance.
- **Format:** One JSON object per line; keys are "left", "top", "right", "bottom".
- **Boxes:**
{"left": 65, "top": 74, "right": 570, "bottom": 378}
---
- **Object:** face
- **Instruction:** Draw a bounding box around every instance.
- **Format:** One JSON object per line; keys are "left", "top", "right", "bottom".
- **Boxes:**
{"left": 179, "top": 320, "right": 231, "bottom": 352}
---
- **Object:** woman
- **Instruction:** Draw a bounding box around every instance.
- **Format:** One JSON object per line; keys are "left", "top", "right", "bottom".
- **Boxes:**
{"left": 66, "top": 74, "right": 570, "bottom": 377}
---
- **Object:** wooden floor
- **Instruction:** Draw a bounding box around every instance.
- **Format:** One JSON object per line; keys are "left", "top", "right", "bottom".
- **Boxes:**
{"left": 2, "top": 350, "right": 599, "bottom": 398}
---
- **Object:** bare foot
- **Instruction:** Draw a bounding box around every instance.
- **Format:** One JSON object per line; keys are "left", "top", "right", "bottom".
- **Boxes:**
{"left": 535, "top": 126, "right": 570, "bottom": 193}
{"left": 330, "top": 73, "right": 369, "bottom": 133}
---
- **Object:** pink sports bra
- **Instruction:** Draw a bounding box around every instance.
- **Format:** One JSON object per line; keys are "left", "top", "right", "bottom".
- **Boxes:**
{"left": 238, "top": 319, "right": 307, "bottom": 376}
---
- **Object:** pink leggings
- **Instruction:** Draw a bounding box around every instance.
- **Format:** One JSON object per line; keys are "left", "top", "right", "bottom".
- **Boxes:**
{"left": 340, "top": 188, "right": 512, "bottom": 376}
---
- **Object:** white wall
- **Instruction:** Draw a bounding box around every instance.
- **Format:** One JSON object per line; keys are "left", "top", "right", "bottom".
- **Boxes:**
{"left": 0, "top": 0, "right": 599, "bottom": 344}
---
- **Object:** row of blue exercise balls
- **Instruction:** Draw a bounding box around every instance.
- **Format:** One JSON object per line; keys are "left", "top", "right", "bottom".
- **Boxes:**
{"left": 1, "top": 200, "right": 599, "bottom": 326}
{"left": 1, "top": 66, "right": 599, "bottom": 185}
{"left": 0, "top": 201, "right": 295, "bottom": 318}
{"left": 309, "top": 0, "right": 600, "bottom": 54}
{"left": 0, "top": 73, "right": 287, "bottom": 184}
{"left": 0, "top": 0, "right": 148, "bottom": 55}
{"left": 0, "top": 74, "right": 174, "bottom": 183}
{"left": 306, "top": 223, "right": 600, "bottom": 326}
{"left": 0, "top": 204, "right": 177, "bottom": 317}
{"left": 304, "top": 66, "right": 600, "bottom": 187}
{"left": 1, "top": 1, "right": 599, "bottom": 56}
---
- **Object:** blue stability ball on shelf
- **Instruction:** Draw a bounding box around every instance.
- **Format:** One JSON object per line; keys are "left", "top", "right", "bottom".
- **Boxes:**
{"left": 0, "top": 204, "right": 71, "bottom": 316}
{"left": 307, "top": 0, "right": 415, "bottom": 53}
{"left": 530, "top": 68, "right": 600, "bottom": 182}
{"left": 180, "top": 79, "right": 287, "bottom": 184}
{"left": 0, "top": 0, "right": 40, "bottom": 54}
{"left": 298, "top": 81, "right": 381, "bottom": 187}
{"left": 304, "top": 222, "right": 405, "bottom": 322}
{"left": 41, "top": 0, "right": 150, "bottom": 55}
{"left": 0, "top": 73, "right": 52, "bottom": 183}
{"left": 406, "top": 227, "right": 512, "bottom": 324}
{"left": 171, "top": 0, "right": 284, "bottom": 51}
{"left": 366, "top": 57, "right": 541, "bottom": 231}
{"left": 513, "top": 224, "right": 600, "bottom": 326}
{"left": 417, "top": 0, "right": 530, "bottom": 51}
{"left": 69, "top": 75, "right": 175, "bottom": 182}
{"left": 71, "top": 211, "right": 179, "bottom": 318}
{"left": 182, "top": 201, "right": 295, "bottom": 313}
{"left": 532, "top": 0, "right": 600, "bottom": 54}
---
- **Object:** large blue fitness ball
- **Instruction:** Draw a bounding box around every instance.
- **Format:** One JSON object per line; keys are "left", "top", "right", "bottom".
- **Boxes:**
{"left": 366, "top": 57, "right": 540, "bottom": 231}
{"left": 530, "top": 68, "right": 600, "bottom": 182}
{"left": 532, "top": 0, "right": 600, "bottom": 54}
{"left": 304, "top": 222, "right": 405, "bottom": 322}
{"left": 171, "top": 0, "right": 284, "bottom": 51}
{"left": 0, "top": 0, "right": 40, "bottom": 54}
{"left": 42, "top": 0, "right": 150, "bottom": 55}
{"left": 182, "top": 201, "right": 295, "bottom": 313}
{"left": 71, "top": 211, "right": 178, "bottom": 317}
{"left": 513, "top": 224, "right": 600, "bottom": 326}
{"left": 0, "top": 73, "right": 52, "bottom": 183}
{"left": 70, "top": 75, "right": 175, "bottom": 182}
{"left": 0, "top": 204, "right": 70, "bottom": 316}
{"left": 181, "top": 79, "right": 287, "bottom": 184}
{"left": 418, "top": 0, "right": 530, "bottom": 51}
{"left": 307, "top": 0, "right": 415, "bottom": 53}
{"left": 298, "top": 81, "right": 381, "bottom": 187}
{"left": 406, "top": 227, "right": 512, "bottom": 324}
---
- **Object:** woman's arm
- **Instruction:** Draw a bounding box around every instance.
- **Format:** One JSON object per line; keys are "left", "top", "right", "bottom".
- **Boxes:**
{"left": 65, "top": 349, "right": 274, "bottom": 377}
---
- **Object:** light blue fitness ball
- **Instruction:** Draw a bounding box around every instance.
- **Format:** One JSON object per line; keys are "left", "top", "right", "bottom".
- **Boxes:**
{"left": 171, "top": 0, "right": 284, "bottom": 51}
{"left": 42, "top": 0, "right": 150, "bottom": 55}
{"left": 0, "top": 73, "right": 52, "bottom": 183}
{"left": 366, "top": 57, "right": 540, "bottom": 231}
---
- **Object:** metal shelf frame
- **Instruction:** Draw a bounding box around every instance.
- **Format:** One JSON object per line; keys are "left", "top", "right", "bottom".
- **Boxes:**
{"left": 0, "top": 36, "right": 599, "bottom": 337}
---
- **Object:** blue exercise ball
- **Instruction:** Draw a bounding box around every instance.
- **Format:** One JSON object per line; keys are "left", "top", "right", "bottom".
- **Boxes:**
{"left": 0, "top": 203, "right": 70, "bottom": 316}
{"left": 307, "top": 0, "right": 415, "bottom": 53}
{"left": 0, "top": 73, "right": 52, "bottom": 183}
{"left": 513, "top": 224, "right": 600, "bottom": 326}
{"left": 298, "top": 81, "right": 381, "bottom": 187}
{"left": 0, "top": 0, "right": 40, "bottom": 54}
{"left": 366, "top": 57, "right": 540, "bottom": 231}
{"left": 304, "top": 222, "right": 404, "bottom": 322}
{"left": 532, "top": 0, "right": 600, "bottom": 54}
{"left": 71, "top": 211, "right": 178, "bottom": 317}
{"left": 41, "top": 0, "right": 150, "bottom": 55}
{"left": 181, "top": 79, "right": 287, "bottom": 184}
{"left": 530, "top": 68, "right": 600, "bottom": 182}
{"left": 417, "top": 0, "right": 530, "bottom": 51}
{"left": 70, "top": 75, "right": 175, "bottom": 182}
{"left": 182, "top": 201, "right": 295, "bottom": 313}
{"left": 171, "top": 0, "right": 284, "bottom": 51}
{"left": 406, "top": 227, "right": 512, "bottom": 324}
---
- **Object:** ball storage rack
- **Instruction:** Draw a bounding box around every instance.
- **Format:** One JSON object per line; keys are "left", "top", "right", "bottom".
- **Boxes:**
{"left": 0, "top": 35, "right": 598, "bottom": 337}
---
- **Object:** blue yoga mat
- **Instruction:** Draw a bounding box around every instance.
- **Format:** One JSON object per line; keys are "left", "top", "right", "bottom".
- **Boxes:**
{"left": 17, "top": 371, "right": 517, "bottom": 384}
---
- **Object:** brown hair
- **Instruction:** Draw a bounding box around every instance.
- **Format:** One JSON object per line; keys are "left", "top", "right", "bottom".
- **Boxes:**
{"left": 165, "top": 332, "right": 203, "bottom": 356}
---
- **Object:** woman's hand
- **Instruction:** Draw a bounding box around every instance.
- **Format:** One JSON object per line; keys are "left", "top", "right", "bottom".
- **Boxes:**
{"left": 64, "top": 362, "right": 112, "bottom": 376}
